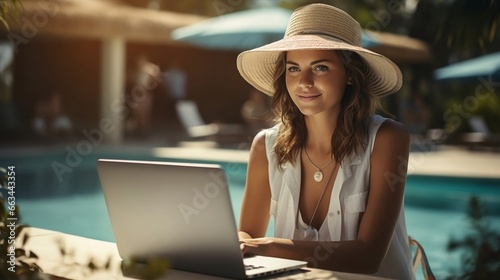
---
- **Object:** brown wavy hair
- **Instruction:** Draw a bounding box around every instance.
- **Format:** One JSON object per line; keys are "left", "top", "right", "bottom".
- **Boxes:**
{"left": 271, "top": 50, "right": 380, "bottom": 167}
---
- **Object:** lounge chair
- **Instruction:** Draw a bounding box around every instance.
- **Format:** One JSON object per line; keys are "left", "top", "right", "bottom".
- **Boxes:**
{"left": 461, "top": 116, "right": 500, "bottom": 150}
{"left": 409, "top": 236, "right": 436, "bottom": 280}
{"left": 175, "top": 100, "right": 248, "bottom": 142}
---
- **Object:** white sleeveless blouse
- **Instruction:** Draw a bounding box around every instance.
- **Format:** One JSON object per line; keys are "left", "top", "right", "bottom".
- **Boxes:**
{"left": 264, "top": 115, "right": 415, "bottom": 280}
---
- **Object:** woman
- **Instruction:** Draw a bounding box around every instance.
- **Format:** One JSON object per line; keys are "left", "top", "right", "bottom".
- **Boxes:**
{"left": 236, "top": 3, "right": 414, "bottom": 279}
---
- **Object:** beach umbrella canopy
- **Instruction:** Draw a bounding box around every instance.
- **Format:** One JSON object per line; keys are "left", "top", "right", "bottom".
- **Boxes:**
{"left": 171, "top": 7, "right": 293, "bottom": 51}
{"left": 434, "top": 52, "right": 500, "bottom": 81}
{"left": 172, "top": 7, "right": 380, "bottom": 51}
{"left": 6, "top": 0, "right": 206, "bottom": 43}
{"left": 171, "top": 7, "right": 431, "bottom": 64}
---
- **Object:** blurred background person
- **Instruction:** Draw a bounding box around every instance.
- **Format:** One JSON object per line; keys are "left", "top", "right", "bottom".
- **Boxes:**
{"left": 32, "top": 91, "right": 72, "bottom": 143}
{"left": 126, "top": 54, "right": 161, "bottom": 138}
{"left": 162, "top": 58, "right": 187, "bottom": 101}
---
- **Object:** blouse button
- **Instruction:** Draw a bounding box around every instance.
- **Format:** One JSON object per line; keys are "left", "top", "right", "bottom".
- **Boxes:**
{"left": 337, "top": 210, "right": 341, "bottom": 215}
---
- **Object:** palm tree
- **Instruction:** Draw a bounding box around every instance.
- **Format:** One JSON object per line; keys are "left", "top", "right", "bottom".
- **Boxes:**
{"left": 435, "top": 0, "right": 500, "bottom": 61}
{"left": 411, "top": 0, "right": 500, "bottom": 66}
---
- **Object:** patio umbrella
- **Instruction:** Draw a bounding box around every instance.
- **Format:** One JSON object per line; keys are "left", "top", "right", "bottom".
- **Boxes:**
{"left": 172, "top": 7, "right": 381, "bottom": 51}
{"left": 434, "top": 52, "right": 500, "bottom": 81}
{"left": 171, "top": 7, "right": 430, "bottom": 64}
{"left": 8, "top": 0, "right": 205, "bottom": 44}
{"left": 171, "top": 7, "right": 292, "bottom": 51}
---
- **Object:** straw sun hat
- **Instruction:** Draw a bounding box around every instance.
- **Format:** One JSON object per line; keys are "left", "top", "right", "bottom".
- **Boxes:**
{"left": 236, "top": 3, "right": 403, "bottom": 97}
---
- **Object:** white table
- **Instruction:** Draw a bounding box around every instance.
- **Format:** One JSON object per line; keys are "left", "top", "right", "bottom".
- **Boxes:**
{"left": 24, "top": 227, "right": 391, "bottom": 280}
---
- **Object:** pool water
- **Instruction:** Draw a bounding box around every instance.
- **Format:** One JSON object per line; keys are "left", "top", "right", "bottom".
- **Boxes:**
{"left": 3, "top": 151, "right": 500, "bottom": 279}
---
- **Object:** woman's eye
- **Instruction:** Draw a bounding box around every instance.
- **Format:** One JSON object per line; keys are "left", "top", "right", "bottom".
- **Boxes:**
{"left": 287, "top": 66, "right": 300, "bottom": 72}
{"left": 314, "top": 65, "right": 329, "bottom": 72}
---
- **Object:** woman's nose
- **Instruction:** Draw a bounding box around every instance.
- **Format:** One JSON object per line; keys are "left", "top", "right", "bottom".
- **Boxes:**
{"left": 298, "top": 70, "right": 313, "bottom": 89}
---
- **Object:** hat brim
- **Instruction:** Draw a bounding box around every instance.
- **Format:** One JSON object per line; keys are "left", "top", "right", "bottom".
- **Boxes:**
{"left": 237, "top": 34, "right": 402, "bottom": 97}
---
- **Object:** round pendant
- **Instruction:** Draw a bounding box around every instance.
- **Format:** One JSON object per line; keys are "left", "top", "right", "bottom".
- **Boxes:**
{"left": 314, "top": 171, "right": 323, "bottom": 182}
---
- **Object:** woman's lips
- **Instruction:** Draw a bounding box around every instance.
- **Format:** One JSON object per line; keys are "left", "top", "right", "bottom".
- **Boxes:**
{"left": 297, "top": 93, "right": 321, "bottom": 102}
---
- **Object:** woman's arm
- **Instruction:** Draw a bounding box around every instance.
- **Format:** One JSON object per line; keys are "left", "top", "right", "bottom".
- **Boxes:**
{"left": 240, "top": 120, "right": 410, "bottom": 274}
{"left": 356, "top": 119, "right": 410, "bottom": 270}
{"left": 238, "top": 130, "right": 272, "bottom": 240}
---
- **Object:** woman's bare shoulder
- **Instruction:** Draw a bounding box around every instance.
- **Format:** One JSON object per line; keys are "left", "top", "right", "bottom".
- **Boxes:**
{"left": 253, "top": 129, "right": 267, "bottom": 145}
{"left": 249, "top": 129, "right": 269, "bottom": 160}
{"left": 376, "top": 118, "right": 409, "bottom": 146}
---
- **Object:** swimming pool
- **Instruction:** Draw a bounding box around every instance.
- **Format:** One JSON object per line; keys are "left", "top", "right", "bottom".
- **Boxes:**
{"left": 2, "top": 147, "right": 500, "bottom": 279}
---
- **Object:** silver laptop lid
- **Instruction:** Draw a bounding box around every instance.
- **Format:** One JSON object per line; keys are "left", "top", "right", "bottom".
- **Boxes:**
{"left": 97, "top": 159, "right": 247, "bottom": 279}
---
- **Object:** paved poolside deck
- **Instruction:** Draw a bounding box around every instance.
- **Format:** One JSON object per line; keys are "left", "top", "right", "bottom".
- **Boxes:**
{"left": 137, "top": 143, "right": 500, "bottom": 179}
{"left": 2, "top": 133, "right": 498, "bottom": 179}
{"left": 105, "top": 125, "right": 500, "bottom": 179}
{"left": 407, "top": 146, "right": 500, "bottom": 178}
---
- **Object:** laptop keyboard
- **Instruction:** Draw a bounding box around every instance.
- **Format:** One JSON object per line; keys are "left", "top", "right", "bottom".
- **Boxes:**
{"left": 245, "top": 264, "right": 266, "bottom": 271}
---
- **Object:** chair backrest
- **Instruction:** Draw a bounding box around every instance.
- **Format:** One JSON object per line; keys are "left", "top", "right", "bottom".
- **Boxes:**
{"left": 409, "top": 236, "right": 436, "bottom": 280}
{"left": 175, "top": 100, "right": 206, "bottom": 128}
{"left": 469, "top": 116, "right": 491, "bottom": 134}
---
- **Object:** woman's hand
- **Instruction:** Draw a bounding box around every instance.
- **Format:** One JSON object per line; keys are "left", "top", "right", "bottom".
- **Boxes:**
{"left": 240, "top": 237, "right": 275, "bottom": 256}
{"left": 240, "top": 237, "right": 297, "bottom": 257}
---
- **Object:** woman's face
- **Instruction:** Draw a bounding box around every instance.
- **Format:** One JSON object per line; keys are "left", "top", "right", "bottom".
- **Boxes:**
{"left": 285, "top": 50, "right": 349, "bottom": 118}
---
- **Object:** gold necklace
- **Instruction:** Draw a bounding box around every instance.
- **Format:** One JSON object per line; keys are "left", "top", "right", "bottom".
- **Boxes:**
{"left": 304, "top": 148, "right": 334, "bottom": 182}
{"left": 306, "top": 162, "right": 338, "bottom": 229}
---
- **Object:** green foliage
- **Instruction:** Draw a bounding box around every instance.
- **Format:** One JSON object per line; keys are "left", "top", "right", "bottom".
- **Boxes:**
{"left": 443, "top": 91, "right": 500, "bottom": 135}
{"left": 0, "top": 0, "right": 22, "bottom": 30}
{"left": 51, "top": 234, "right": 169, "bottom": 279}
{"left": 434, "top": 0, "right": 500, "bottom": 57}
{"left": 411, "top": 0, "right": 500, "bottom": 67}
{"left": 472, "top": 95, "right": 500, "bottom": 133}
{"left": 0, "top": 167, "right": 42, "bottom": 280}
{"left": 54, "top": 237, "right": 169, "bottom": 279}
{"left": 121, "top": 257, "right": 170, "bottom": 280}
{"left": 52, "top": 237, "right": 115, "bottom": 278}
{"left": 446, "top": 196, "right": 500, "bottom": 280}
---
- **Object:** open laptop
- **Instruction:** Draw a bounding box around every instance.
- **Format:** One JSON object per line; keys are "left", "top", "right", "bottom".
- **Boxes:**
{"left": 97, "top": 159, "right": 307, "bottom": 279}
